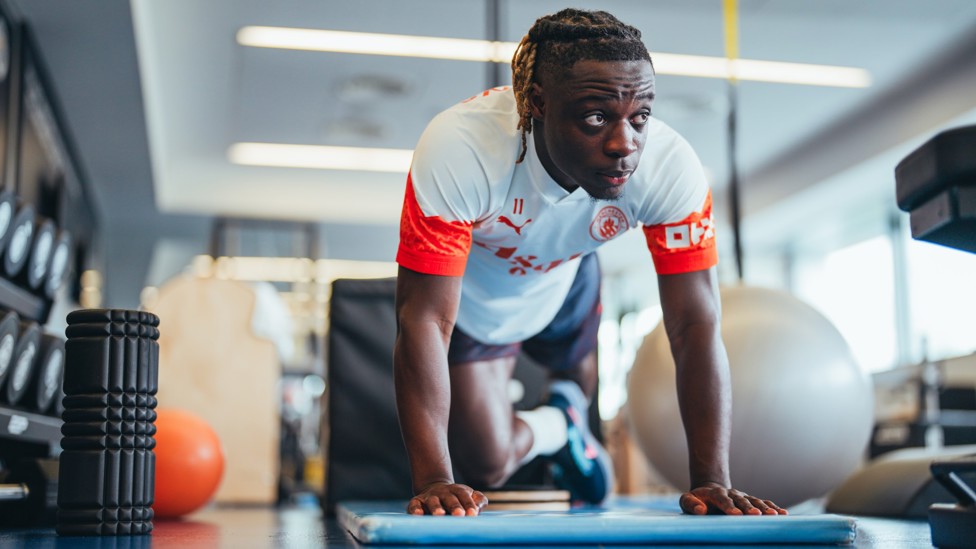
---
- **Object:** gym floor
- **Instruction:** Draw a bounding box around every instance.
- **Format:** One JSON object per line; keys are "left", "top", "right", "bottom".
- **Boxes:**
{"left": 0, "top": 501, "right": 939, "bottom": 548}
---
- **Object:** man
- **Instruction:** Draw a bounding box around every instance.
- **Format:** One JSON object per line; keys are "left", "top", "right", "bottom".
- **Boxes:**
{"left": 394, "top": 8, "right": 786, "bottom": 518}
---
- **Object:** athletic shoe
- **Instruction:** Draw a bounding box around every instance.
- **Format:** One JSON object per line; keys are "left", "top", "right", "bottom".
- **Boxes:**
{"left": 546, "top": 380, "right": 614, "bottom": 504}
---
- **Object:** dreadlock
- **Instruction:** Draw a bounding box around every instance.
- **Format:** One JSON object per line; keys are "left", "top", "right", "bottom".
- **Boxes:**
{"left": 511, "top": 9, "right": 652, "bottom": 163}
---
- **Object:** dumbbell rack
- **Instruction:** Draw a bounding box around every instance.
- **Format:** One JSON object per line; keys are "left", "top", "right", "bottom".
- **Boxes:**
{"left": 0, "top": 273, "right": 61, "bottom": 451}
{"left": 0, "top": 277, "right": 48, "bottom": 321}
{"left": 0, "top": 232, "right": 64, "bottom": 528}
{"left": 0, "top": 407, "right": 60, "bottom": 447}
{"left": 0, "top": 4, "right": 94, "bottom": 529}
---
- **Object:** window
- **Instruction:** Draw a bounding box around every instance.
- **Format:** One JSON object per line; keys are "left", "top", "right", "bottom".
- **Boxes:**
{"left": 905, "top": 239, "right": 976, "bottom": 361}
{"left": 793, "top": 235, "right": 898, "bottom": 373}
{"left": 597, "top": 306, "right": 663, "bottom": 420}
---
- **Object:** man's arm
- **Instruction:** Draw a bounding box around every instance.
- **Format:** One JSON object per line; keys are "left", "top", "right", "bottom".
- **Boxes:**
{"left": 394, "top": 266, "right": 487, "bottom": 516}
{"left": 657, "top": 268, "right": 786, "bottom": 515}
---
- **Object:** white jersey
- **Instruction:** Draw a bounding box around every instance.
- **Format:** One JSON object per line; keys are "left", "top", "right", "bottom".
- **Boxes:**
{"left": 397, "top": 87, "right": 716, "bottom": 344}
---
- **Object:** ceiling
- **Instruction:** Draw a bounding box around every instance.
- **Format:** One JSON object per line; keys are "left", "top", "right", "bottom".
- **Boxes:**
{"left": 8, "top": 0, "right": 976, "bottom": 306}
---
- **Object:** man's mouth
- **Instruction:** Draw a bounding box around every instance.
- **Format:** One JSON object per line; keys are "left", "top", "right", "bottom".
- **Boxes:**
{"left": 598, "top": 171, "right": 632, "bottom": 185}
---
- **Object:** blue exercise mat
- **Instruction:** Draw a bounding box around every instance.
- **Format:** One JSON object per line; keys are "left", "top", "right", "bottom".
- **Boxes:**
{"left": 337, "top": 496, "right": 857, "bottom": 546}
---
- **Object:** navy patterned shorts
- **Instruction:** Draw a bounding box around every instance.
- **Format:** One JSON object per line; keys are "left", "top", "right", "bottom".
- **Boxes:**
{"left": 447, "top": 253, "right": 601, "bottom": 371}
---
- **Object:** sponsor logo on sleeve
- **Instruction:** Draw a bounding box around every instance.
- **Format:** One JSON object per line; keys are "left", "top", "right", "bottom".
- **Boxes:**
{"left": 664, "top": 214, "right": 714, "bottom": 249}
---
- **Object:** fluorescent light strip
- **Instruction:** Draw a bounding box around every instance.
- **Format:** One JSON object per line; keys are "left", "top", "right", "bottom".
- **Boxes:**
{"left": 237, "top": 26, "right": 871, "bottom": 88}
{"left": 733, "top": 58, "right": 871, "bottom": 88}
{"left": 229, "top": 142, "right": 412, "bottom": 173}
{"left": 237, "top": 26, "right": 510, "bottom": 62}
{"left": 652, "top": 54, "right": 871, "bottom": 87}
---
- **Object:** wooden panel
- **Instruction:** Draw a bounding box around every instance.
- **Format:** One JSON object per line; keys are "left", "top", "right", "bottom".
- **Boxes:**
{"left": 150, "top": 274, "right": 279, "bottom": 505}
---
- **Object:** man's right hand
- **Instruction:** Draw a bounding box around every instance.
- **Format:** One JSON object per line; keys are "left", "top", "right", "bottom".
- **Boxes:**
{"left": 407, "top": 482, "right": 488, "bottom": 516}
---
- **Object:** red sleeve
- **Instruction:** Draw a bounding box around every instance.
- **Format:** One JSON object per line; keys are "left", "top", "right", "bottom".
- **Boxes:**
{"left": 642, "top": 191, "right": 718, "bottom": 275}
{"left": 395, "top": 174, "right": 472, "bottom": 276}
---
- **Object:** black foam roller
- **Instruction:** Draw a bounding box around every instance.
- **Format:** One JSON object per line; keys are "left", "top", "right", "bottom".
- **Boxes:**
{"left": 5, "top": 321, "right": 41, "bottom": 406}
{"left": 3, "top": 202, "right": 34, "bottom": 278}
{"left": 57, "top": 308, "right": 159, "bottom": 536}
{"left": 0, "top": 310, "right": 18, "bottom": 393}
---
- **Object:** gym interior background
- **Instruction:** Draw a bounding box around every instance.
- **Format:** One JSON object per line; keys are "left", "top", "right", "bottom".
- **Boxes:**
{"left": 0, "top": 0, "right": 974, "bottom": 545}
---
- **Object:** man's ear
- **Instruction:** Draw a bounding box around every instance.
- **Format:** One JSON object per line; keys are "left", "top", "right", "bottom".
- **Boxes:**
{"left": 529, "top": 83, "right": 545, "bottom": 120}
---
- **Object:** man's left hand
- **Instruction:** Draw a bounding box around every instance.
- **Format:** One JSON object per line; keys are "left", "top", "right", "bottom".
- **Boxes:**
{"left": 680, "top": 482, "right": 788, "bottom": 515}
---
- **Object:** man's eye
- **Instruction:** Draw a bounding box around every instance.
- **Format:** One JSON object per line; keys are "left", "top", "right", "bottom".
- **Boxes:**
{"left": 584, "top": 114, "right": 605, "bottom": 126}
{"left": 632, "top": 112, "right": 650, "bottom": 125}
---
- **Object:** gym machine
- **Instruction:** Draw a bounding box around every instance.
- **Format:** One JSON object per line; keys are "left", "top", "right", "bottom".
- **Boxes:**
{"left": 895, "top": 124, "right": 976, "bottom": 548}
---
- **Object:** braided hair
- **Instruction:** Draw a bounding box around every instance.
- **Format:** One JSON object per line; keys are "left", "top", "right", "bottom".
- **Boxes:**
{"left": 511, "top": 9, "right": 652, "bottom": 163}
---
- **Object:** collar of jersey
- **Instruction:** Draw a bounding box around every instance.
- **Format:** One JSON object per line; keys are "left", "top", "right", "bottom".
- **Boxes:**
{"left": 524, "top": 136, "right": 588, "bottom": 205}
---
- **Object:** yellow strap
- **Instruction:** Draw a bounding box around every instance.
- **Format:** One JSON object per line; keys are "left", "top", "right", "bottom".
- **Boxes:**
{"left": 722, "top": 0, "right": 739, "bottom": 81}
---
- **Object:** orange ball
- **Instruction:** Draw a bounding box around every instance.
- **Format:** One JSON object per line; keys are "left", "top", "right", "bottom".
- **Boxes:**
{"left": 152, "top": 408, "right": 225, "bottom": 519}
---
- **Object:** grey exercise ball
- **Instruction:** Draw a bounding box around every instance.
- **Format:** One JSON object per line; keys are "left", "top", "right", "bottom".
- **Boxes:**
{"left": 627, "top": 285, "right": 873, "bottom": 507}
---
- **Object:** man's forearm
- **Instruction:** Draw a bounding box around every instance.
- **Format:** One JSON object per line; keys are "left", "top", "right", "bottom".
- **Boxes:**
{"left": 671, "top": 321, "right": 732, "bottom": 488}
{"left": 393, "top": 327, "right": 455, "bottom": 492}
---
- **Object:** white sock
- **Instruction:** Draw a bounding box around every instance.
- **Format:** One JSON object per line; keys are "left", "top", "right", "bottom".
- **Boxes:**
{"left": 515, "top": 406, "right": 568, "bottom": 465}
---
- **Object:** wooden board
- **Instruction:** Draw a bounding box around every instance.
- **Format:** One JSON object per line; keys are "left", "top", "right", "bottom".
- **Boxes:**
{"left": 481, "top": 489, "right": 570, "bottom": 503}
{"left": 482, "top": 489, "right": 570, "bottom": 511}
{"left": 150, "top": 275, "right": 280, "bottom": 505}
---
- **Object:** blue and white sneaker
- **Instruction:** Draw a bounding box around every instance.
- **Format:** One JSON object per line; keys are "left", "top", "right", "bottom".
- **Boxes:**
{"left": 546, "top": 380, "right": 614, "bottom": 504}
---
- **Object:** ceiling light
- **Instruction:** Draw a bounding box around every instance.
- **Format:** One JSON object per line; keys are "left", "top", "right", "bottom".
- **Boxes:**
{"left": 653, "top": 54, "right": 871, "bottom": 88}
{"left": 237, "top": 26, "right": 871, "bottom": 88}
{"left": 237, "top": 26, "right": 510, "bottom": 62}
{"left": 228, "top": 142, "right": 413, "bottom": 173}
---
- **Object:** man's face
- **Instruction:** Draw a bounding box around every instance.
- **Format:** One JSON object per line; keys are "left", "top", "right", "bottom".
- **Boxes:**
{"left": 532, "top": 59, "right": 655, "bottom": 200}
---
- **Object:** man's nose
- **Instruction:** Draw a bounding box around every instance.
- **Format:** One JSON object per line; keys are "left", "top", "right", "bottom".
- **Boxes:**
{"left": 604, "top": 122, "right": 639, "bottom": 158}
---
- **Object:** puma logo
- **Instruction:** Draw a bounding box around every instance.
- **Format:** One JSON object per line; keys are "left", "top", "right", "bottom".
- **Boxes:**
{"left": 497, "top": 216, "right": 532, "bottom": 235}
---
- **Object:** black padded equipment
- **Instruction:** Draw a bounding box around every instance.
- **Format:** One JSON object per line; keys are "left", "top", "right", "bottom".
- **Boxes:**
{"left": 4, "top": 321, "right": 40, "bottom": 406}
{"left": 324, "top": 278, "right": 411, "bottom": 513}
{"left": 895, "top": 125, "right": 976, "bottom": 253}
{"left": 323, "top": 278, "right": 574, "bottom": 514}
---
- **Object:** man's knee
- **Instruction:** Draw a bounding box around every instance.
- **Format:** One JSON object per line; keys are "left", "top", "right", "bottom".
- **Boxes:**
{"left": 458, "top": 457, "right": 514, "bottom": 489}
{"left": 453, "top": 438, "right": 519, "bottom": 489}
{"left": 550, "top": 350, "right": 598, "bottom": 398}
